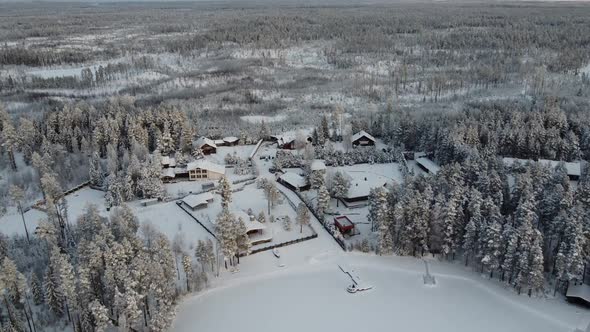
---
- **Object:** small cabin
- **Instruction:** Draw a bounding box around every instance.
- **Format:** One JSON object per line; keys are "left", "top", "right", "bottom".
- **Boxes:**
{"left": 334, "top": 216, "right": 355, "bottom": 234}
{"left": 351, "top": 130, "right": 375, "bottom": 147}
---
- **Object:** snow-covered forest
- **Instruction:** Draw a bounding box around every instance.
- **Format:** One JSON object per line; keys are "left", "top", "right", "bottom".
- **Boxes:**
{"left": 1, "top": 1, "right": 590, "bottom": 331}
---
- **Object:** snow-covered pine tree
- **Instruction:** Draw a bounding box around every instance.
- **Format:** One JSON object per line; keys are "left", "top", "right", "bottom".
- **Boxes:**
{"left": 296, "top": 203, "right": 310, "bottom": 233}
{"left": 501, "top": 224, "right": 519, "bottom": 283}
{"left": 527, "top": 229, "right": 545, "bottom": 295}
{"left": 31, "top": 273, "right": 44, "bottom": 305}
{"left": 235, "top": 217, "right": 252, "bottom": 257}
{"left": 316, "top": 184, "right": 330, "bottom": 217}
{"left": 89, "top": 299, "right": 110, "bottom": 332}
{"left": 195, "top": 240, "right": 207, "bottom": 273}
{"left": 218, "top": 176, "right": 232, "bottom": 209}
{"left": 463, "top": 189, "right": 483, "bottom": 266}
{"left": 378, "top": 216, "right": 393, "bottom": 255}
{"left": 44, "top": 264, "right": 64, "bottom": 317}
{"left": 182, "top": 254, "right": 193, "bottom": 292}
{"left": 480, "top": 203, "right": 503, "bottom": 278}
{"left": 331, "top": 171, "right": 350, "bottom": 207}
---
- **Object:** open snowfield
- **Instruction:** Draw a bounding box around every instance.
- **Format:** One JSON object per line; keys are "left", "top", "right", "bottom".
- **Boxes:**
{"left": 173, "top": 253, "right": 587, "bottom": 332}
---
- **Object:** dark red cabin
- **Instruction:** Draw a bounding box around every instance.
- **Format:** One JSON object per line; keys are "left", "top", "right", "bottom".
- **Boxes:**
{"left": 334, "top": 216, "right": 354, "bottom": 234}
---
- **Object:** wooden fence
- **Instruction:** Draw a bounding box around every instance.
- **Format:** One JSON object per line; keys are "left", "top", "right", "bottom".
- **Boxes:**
{"left": 175, "top": 202, "right": 218, "bottom": 240}
{"left": 276, "top": 182, "right": 346, "bottom": 251}
{"left": 240, "top": 233, "right": 318, "bottom": 257}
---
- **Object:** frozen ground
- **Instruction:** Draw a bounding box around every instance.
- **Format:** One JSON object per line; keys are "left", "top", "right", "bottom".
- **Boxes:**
{"left": 173, "top": 253, "right": 587, "bottom": 332}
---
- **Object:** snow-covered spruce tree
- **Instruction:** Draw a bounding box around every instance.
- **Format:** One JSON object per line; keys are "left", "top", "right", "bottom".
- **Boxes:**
{"left": 283, "top": 215, "right": 292, "bottom": 231}
{"left": 480, "top": 202, "right": 503, "bottom": 278}
{"left": 368, "top": 187, "right": 388, "bottom": 233}
{"left": 44, "top": 262, "right": 65, "bottom": 317}
{"left": 309, "top": 168, "right": 325, "bottom": 190}
{"left": 257, "top": 211, "right": 266, "bottom": 224}
{"left": 462, "top": 189, "right": 483, "bottom": 266}
{"left": 0, "top": 257, "right": 29, "bottom": 331}
{"left": 235, "top": 217, "right": 252, "bottom": 257}
{"left": 31, "top": 273, "right": 44, "bottom": 305}
{"left": 218, "top": 176, "right": 232, "bottom": 209}
{"left": 442, "top": 187, "right": 463, "bottom": 260}
{"left": 89, "top": 299, "right": 110, "bottom": 332}
{"left": 296, "top": 203, "right": 310, "bottom": 233}
{"left": 8, "top": 185, "right": 30, "bottom": 243}
{"left": 330, "top": 171, "right": 350, "bottom": 207}
{"left": 378, "top": 215, "right": 393, "bottom": 255}
{"left": 138, "top": 155, "right": 165, "bottom": 199}
{"left": 263, "top": 181, "right": 280, "bottom": 215}
{"left": 527, "top": 229, "right": 545, "bottom": 296}
{"left": 216, "top": 209, "right": 238, "bottom": 268}
{"left": 88, "top": 152, "right": 104, "bottom": 187}
{"left": 182, "top": 254, "right": 193, "bottom": 292}
{"left": 316, "top": 184, "right": 330, "bottom": 217}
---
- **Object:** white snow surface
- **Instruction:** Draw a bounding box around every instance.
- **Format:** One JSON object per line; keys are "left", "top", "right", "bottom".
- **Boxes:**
{"left": 173, "top": 252, "right": 584, "bottom": 332}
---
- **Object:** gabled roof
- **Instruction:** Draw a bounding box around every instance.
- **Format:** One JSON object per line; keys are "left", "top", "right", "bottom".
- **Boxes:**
{"left": 351, "top": 130, "right": 375, "bottom": 143}
{"left": 186, "top": 160, "right": 226, "bottom": 174}
{"left": 161, "top": 168, "right": 176, "bottom": 178}
{"left": 503, "top": 157, "right": 582, "bottom": 177}
{"left": 311, "top": 159, "right": 326, "bottom": 171}
{"left": 195, "top": 137, "right": 217, "bottom": 149}
{"left": 223, "top": 136, "right": 239, "bottom": 143}
{"left": 161, "top": 156, "right": 177, "bottom": 167}
{"left": 416, "top": 157, "right": 441, "bottom": 174}
{"left": 279, "top": 172, "right": 308, "bottom": 188}
{"left": 234, "top": 211, "right": 267, "bottom": 232}
{"left": 182, "top": 192, "right": 214, "bottom": 208}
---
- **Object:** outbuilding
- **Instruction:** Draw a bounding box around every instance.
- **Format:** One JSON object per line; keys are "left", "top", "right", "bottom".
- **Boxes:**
{"left": 195, "top": 137, "right": 217, "bottom": 155}
{"left": 223, "top": 136, "right": 240, "bottom": 146}
{"left": 182, "top": 192, "right": 215, "bottom": 211}
{"left": 278, "top": 172, "right": 310, "bottom": 191}
{"left": 334, "top": 216, "right": 355, "bottom": 235}
{"left": 351, "top": 130, "right": 375, "bottom": 147}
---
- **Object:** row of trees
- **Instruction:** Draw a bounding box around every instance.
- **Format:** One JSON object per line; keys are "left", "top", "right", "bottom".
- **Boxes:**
{"left": 0, "top": 203, "right": 215, "bottom": 332}
{"left": 366, "top": 149, "right": 589, "bottom": 296}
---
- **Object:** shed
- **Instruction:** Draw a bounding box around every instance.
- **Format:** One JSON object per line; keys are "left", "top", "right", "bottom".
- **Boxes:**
{"left": 278, "top": 172, "right": 310, "bottom": 191}
{"left": 311, "top": 159, "right": 326, "bottom": 172}
{"left": 334, "top": 216, "right": 355, "bottom": 234}
{"left": 351, "top": 130, "right": 375, "bottom": 147}
{"left": 182, "top": 192, "right": 215, "bottom": 211}
{"left": 195, "top": 137, "right": 217, "bottom": 155}
{"left": 223, "top": 136, "right": 240, "bottom": 146}
{"left": 140, "top": 198, "right": 159, "bottom": 207}
{"left": 161, "top": 168, "right": 176, "bottom": 182}
{"left": 415, "top": 157, "right": 441, "bottom": 175}
{"left": 566, "top": 284, "right": 590, "bottom": 306}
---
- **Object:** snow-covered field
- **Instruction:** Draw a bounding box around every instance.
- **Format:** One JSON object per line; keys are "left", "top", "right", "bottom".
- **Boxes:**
{"left": 173, "top": 253, "right": 586, "bottom": 332}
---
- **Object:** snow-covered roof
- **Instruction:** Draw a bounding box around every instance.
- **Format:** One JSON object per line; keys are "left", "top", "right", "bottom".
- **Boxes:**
{"left": 566, "top": 284, "right": 590, "bottom": 303}
{"left": 214, "top": 139, "right": 225, "bottom": 145}
{"left": 311, "top": 160, "right": 326, "bottom": 171}
{"left": 334, "top": 216, "right": 353, "bottom": 227}
{"left": 416, "top": 157, "right": 441, "bottom": 174}
{"left": 162, "top": 156, "right": 177, "bottom": 167}
{"left": 502, "top": 157, "right": 582, "bottom": 176}
{"left": 182, "top": 192, "right": 214, "bottom": 209}
{"left": 272, "top": 135, "right": 295, "bottom": 145}
{"left": 195, "top": 136, "right": 217, "bottom": 149}
{"left": 351, "top": 130, "right": 375, "bottom": 143}
{"left": 344, "top": 171, "right": 389, "bottom": 199}
{"left": 234, "top": 211, "right": 267, "bottom": 233}
{"left": 223, "top": 136, "right": 239, "bottom": 143}
{"left": 279, "top": 172, "right": 308, "bottom": 188}
{"left": 186, "top": 160, "right": 226, "bottom": 174}
{"left": 161, "top": 168, "right": 176, "bottom": 178}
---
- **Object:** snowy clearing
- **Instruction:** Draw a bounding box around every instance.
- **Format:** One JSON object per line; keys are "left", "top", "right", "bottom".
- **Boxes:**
{"left": 173, "top": 254, "right": 586, "bottom": 332}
